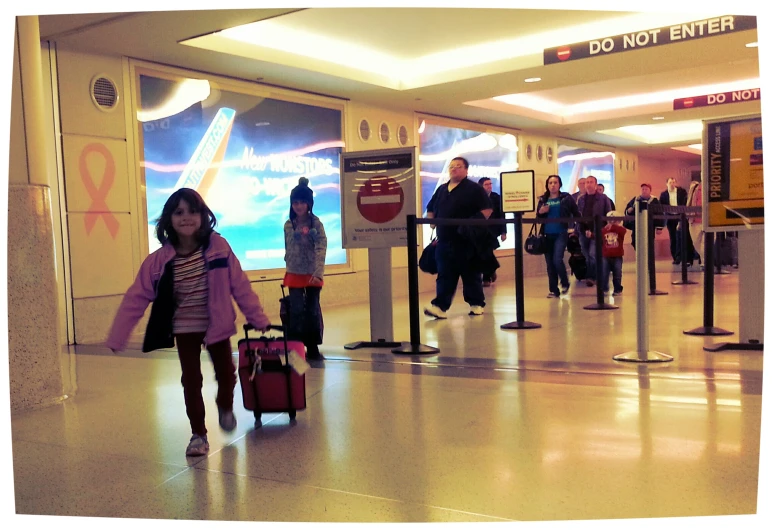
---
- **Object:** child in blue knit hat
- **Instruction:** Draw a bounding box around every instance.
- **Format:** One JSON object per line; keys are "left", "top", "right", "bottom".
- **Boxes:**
{"left": 283, "top": 177, "right": 327, "bottom": 360}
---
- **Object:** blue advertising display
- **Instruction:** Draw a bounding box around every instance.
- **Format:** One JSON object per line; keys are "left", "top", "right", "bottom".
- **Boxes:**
{"left": 557, "top": 145, "right": 616, "bottom": 204}
{"left": 418, "top": 121, "right": 519, "bottom": 249}
{"left": 138, "top": 74, "right": 346, "bottom": 271}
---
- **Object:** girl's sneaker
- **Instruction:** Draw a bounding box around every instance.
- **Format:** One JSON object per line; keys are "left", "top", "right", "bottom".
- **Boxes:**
{"left": 218, "top": 408, "right": 237, "bottom": 432}
{"left": 185, "top": 434, "right": 209, "bottom": 456}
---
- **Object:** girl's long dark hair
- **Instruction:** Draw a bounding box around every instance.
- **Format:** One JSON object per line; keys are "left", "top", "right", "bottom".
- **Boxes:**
{"left": 541, "top": 174, "right": 563, "bottom": 201}
{"left": 155, "top": 188, "right": 216, "bottom": 247}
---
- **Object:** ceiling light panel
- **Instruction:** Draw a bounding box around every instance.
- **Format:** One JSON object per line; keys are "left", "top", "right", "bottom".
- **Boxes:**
{"left": 598, "top": 120, "right": 704, "bottom": 144}
{"left": 190, "top": 10, "right": 729, "bottom": 90}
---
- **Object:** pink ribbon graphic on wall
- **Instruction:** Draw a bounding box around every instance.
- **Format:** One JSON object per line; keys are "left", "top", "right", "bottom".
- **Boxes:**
{"left": 79, "top": 143, "right": 120, "bottom": 239}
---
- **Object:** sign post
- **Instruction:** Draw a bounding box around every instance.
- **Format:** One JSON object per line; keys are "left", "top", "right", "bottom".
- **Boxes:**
{"left": 499, "top": 170, "right": 541, "bottom": 330}
{"left": 340, "top": 147, "right": 417, "bottom": 349}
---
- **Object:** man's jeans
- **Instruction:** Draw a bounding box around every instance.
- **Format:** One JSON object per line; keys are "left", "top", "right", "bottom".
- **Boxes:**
{"left": 578, "top": 231, "right": 598, "bottom": 280}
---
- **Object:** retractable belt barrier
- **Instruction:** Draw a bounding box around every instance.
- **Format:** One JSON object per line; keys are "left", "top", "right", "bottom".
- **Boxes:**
{"left": 396, "top": 206, "right": 720, "bottom": 359}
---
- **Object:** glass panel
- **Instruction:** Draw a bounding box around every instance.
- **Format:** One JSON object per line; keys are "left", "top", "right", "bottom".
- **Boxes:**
{"left": 418, "top": 121, "right": 519, "bottom": 250}
{"left": 136, "top": 73, "right": 346, "bottom": 271}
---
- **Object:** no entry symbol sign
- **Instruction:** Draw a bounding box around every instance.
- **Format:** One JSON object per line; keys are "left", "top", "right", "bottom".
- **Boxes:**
{"left": 356, "top": 176, "right": 404, "bottom": 223}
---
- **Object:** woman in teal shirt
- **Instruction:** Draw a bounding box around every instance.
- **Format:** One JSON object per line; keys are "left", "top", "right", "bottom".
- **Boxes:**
{"left": 536, "top": 175, "right": 580, "bottom": 298}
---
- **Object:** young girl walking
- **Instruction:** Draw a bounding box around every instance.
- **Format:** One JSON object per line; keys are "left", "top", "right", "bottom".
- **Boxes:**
{"left": 284, "top": 177, "right": 327, "bottom": 360}
{"left": 106, "top": 188, "right": 271, "bottom": 457}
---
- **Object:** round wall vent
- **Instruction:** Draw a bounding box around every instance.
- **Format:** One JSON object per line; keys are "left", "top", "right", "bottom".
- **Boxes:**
{"left": 358, "top": 118, "right": 371, "bottom": 142}
{"left": 90, "top": 75, "right": 119, "bottom": 112}
{"left": 379, "top": 122, "right": 391, "bottom": 144}
{"left": 397, "top": 125, "right": 409, "bottom": 146}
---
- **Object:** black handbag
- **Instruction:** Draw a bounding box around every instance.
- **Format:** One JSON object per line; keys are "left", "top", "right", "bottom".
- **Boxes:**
{"left": 419, "top": 231, "right": 438, "bottom": 274}
{"left": 524, "top": 223, "right": 546, "bottom": 255}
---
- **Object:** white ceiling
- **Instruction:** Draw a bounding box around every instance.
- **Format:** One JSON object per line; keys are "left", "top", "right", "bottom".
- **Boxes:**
{"left": 37, "top": 7, "right": 762, "bottom": 161}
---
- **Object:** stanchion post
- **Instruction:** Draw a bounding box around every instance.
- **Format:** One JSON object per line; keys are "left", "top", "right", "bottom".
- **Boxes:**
{"left": 614, "top": 198, "right": 673, "bottom": 363}
{"left": 683, "top": 232, "right": 733, "bottom": 336}
{"left": 672, "top": 211, "right": 698, "bottom": 285}
{"left": 501, "top": 213, "right": 541, "bottom": 329}
{"left": 583, "top": 214, "right": 618, "bottom": 311}
{"left": 392, "top": 215, "right": 441, "bottom": 355}
{"left": 594, "top": 215, "right": 604, "bottom": 304}
{"left": 648, "top": 212, "right": 668, "bottom": 295}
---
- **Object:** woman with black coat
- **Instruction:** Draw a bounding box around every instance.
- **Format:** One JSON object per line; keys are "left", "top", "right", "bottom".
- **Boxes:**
{"left": 536, "top": 175, "right": 580, "bottom": 297}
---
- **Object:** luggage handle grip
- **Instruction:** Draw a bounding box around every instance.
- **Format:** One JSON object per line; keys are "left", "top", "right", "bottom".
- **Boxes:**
{"left": 243, "top": 323, "right": 284, "bottom": 333}
{"left": 243, "top": 323, "right": 291, "bottom": 368}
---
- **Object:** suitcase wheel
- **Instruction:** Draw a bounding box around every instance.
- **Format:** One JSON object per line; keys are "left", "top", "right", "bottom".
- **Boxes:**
{"left": 289, "top": 410, "right": 297, "bottom": 420}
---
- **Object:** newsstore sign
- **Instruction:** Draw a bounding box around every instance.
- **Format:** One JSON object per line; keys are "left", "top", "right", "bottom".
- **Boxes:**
{"left": 544, "top": 15, "right": 756, "bottom": 65}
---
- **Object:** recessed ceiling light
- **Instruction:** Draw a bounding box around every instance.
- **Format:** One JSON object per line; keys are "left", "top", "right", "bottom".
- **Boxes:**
{"left": 524, "top": 77, "right": 542, "bottom": 83}
{"left": 746, "top": 42, "right": 758, "bottom": 48}
{"left": 652, "top": 116, "right": 665, "bottom": 120}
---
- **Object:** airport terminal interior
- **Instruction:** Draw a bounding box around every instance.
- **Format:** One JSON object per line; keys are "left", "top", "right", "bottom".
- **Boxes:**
{"left": 5, "top": 6, "right": 768, "bottom": 526}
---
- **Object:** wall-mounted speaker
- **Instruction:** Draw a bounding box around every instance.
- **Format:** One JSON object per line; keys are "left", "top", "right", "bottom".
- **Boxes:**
{"left": 89, "top": 74, "right": 119, "bottom": 112}
{"left": 358, "top": 118, "right": 371, "bottom": 142}
{"left": 379, "top": 122, "right": 390, "bottom": 143}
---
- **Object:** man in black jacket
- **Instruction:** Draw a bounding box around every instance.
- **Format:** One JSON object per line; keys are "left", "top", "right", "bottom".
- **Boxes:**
{"left": 478, "top": 177, "right": 507, "bottom": 286}
{"left": 625, "top": 183, "right": 664, "bottom": 249}
{"left": 424, "top": 157, "right": 492, "bottom": 318}
{"left": 659, "top": 177, "right": 688, "bottom": 264}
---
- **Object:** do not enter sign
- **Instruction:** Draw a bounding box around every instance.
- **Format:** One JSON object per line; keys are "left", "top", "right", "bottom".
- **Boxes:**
{"left": 356, "top": 176, "right": 404, "bottom": 224}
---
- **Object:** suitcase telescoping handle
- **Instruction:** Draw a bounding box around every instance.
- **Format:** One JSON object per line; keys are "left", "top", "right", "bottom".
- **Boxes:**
{"left": 242, "top": 323, "right": 292, "bottom": 367}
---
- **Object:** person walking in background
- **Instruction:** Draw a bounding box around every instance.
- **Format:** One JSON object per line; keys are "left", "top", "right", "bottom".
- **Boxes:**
{"left": 601, "top": 211, "right": 627, "bottom": 296}
{"left": 659, "top": 177, "right": 688, "bottom": 264}
{"left": 597, "top": 183, "right": 615, "bottom": 209}
{"left": 576, "top": 175, "right": 613, "bottom": 287}
{"left": 686, "top": 179, "right": 703, "bottom": 268}
{"left": 624, "top": 183, "right": 663, "bottom": 250}
{"left": 106, "top": 188, "right": 272, "bottom": 457}
{"left": 536, "top": 174, "right": 579, "bottom": 298}
{"left": 284, "top": 177, "right": 327, "bottom": 360}
{"left": 478, "top": 177, "right": 507, "bottom": 286}
{"left": 571, "top": 177, "right": 586, "bottom": 202}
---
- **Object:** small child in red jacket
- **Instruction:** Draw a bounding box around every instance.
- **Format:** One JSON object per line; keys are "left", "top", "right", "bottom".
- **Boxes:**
{"left": 601, "top": 211, "right": 627, "bottom": 296}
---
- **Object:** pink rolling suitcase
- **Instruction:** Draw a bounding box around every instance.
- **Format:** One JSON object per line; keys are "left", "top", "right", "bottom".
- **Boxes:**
{"left": 237, "top": 324, "right": 306, "bottom": 422}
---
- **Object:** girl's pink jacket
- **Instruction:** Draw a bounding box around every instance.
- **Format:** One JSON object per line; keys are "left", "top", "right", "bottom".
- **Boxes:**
{"left": 106, "top": 233, "right": 270, "bottom": 352}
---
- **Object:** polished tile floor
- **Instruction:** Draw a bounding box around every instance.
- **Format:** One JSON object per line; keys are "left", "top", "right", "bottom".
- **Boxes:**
{"left": 10, "top": 261, "right": 766, "bottom": 523}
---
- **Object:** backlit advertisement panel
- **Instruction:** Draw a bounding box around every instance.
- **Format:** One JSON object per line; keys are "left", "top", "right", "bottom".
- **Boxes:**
{"left": 418, "top": 120, "right": 519, "bottom": 249}
{"left": 557, "top": 145, "right": 616, "bottom": 204}
{"left": 137, "top": 73, "right": 345, "bottom": 271}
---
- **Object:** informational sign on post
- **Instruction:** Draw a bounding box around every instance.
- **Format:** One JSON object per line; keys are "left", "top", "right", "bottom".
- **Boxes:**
{"left": 702, "top": 114, "right": 763, "bottom": 231}
{"left": 341, "top": 147, "right": 417, "bottom": 248}
{"left": 500, "top": 170, "right": 536, "bottom": 213}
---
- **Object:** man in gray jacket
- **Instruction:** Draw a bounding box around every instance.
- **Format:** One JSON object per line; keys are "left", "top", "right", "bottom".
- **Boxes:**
{"left": 576, "top": 176, "right": 613, "bottom": 286}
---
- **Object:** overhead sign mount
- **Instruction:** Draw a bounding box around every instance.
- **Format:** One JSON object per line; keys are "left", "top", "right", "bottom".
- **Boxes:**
{"left": 544, "top": 15, "right": 757, "bottom": 65}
